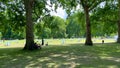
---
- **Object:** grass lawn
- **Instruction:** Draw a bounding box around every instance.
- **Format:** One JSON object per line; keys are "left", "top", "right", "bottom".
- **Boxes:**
{"left": 0, "top": 39, "right": 120, "bottom": 68}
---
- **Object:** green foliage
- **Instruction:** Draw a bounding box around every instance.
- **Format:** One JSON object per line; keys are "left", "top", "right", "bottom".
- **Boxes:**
{"left": 50, "top": 16, "right": 66, "bottom": 38}
{"left": 0, "top": 0, "right": 25, "bottom": 39}
{"left": 35, "top": 16, "right": 66, "bottom": 38}
{"left": 91, "top": 2, "right": 118, "bottom": 36}
{"left": 66, "top": 11, "right": 85, "bottom": 38}
{"left": 0, "top": 0, "right": 119, "bottom": 39}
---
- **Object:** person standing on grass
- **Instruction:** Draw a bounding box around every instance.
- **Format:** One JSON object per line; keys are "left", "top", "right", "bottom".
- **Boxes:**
{"left": 62, "top": 38, "right": 65, "bottom": 44}
{"left": 42, "top": 38, "right": 44, "bottom": 45}
{"left": 101, "top": 37, "right": 104, "bottom": 44}
{"left": 102, "top": 39, "right": 104, "bottom": 44}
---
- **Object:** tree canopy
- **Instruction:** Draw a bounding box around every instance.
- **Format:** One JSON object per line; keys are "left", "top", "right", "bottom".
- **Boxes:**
{"left": 0, "top": 0, "right": 119, "bottom": 50}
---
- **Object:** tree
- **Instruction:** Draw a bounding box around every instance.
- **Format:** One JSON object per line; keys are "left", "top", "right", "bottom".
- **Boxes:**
{"left": 57, "top": 0, "right": 104, "bottom": 45}
{"left": 23, "top": 0, "right": 39, "bottom": 50}
{"left": 0, "top": 0, "right": 55, "bottom": 50}
{"left": 80, "top": 0, "right": 104, "bottom": 45}
{"left": 117, "top": 0, "right": 120, "bottom": 43}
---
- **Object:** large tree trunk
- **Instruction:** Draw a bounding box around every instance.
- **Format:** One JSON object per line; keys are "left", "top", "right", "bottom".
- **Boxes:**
{"left": 84, "top": 6, "right": 93, "bottom": 45}
{"left": 23, "top": 0, "right": 38, "bottom": 50}
{"left": 117, "top": 20, "right": 120, "bottom": 43}
{"left": 117, "top": 0, "right": 120, "bottom": 43}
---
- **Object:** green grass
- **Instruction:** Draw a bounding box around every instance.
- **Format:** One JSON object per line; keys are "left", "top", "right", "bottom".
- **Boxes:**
{"left": 0, "top": 42, "right": 120, "bottom": 68}
{"left": 0, "top": 38, "right": 116, "bottom": 48}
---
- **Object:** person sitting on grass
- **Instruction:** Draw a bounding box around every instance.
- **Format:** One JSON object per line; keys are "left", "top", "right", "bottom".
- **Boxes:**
{"left": 46, "top": 42, "right": 48, "bottom": 46}
{"left": 34, "top": 42, "right": 41, "bottom": 49}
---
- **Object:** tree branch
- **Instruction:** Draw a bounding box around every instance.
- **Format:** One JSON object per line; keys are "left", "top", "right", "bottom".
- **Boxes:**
{"left": 89, "top": 0, "right": 103, "bottom": 11}
{"left": 80, "top": 0, "right": 85, "bottom": 8}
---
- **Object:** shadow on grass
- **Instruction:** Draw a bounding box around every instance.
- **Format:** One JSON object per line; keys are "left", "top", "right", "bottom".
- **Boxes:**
{"left": 0, "top": 43, "right": 120, "bottom": 68}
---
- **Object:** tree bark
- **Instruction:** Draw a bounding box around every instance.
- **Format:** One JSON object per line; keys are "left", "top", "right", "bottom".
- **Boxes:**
{"left": 23, "top": 0, "right": 38, "bottom": 50}
{"left": 117, "top": 0, "right": 120, "bottom": 43}
{"left": 84, "top": 6, "right": 93, "bottom": 45}
{"left": 117, "top": 20, "right": 120, "bottom": 43}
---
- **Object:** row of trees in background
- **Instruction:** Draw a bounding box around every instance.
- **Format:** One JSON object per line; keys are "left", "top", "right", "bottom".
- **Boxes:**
{"left": 0, "top": 11, "right": 117, "bottom": 39}
{"left": 0, "top": 0, "right": 119, "bottom": 50}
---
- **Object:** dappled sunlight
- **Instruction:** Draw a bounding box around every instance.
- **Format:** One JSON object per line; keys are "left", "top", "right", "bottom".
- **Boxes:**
{"left": 0, "top": 43, "right": 120, "bottom": 67}
{"left": 11, "top": 58, "right": 18, "bottom": 62}
{"left": 97, "top": 65, "right": 118, "bottom": 68}
{"left": 26, "top": 61, "right": 42, "bottom": 68}
{"left": 38, "top": 57, "right": 52, "bottom": 62}
{"left": 47, "top": 63, "right": 60, "bottom": 68}
{"left": 116, "top": 50, "right": 120, "bottom": 52}
{"left": 107, "top": 65, "right": 118, "bottom": 68}
{"left": 101, "top": 57, "right": 120, "bottom": 63}
{"left": 62, "top": 62, "right": 80, "bottom": 68}
{"left": 68, "top": 57, "right": 77, "bottom": 61}
{"left": 0, "top": 55, "right": 8, "bottom": 59}
{"left": 26, "top": 56, "right": 32, "bottom": 59}
{"left": 50, "top": 54, "right": 62, "bottom": 57}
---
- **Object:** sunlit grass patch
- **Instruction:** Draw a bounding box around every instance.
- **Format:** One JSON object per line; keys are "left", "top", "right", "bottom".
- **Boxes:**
{"left": 0, "top": 38, "right": 116, "bottom": 48}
